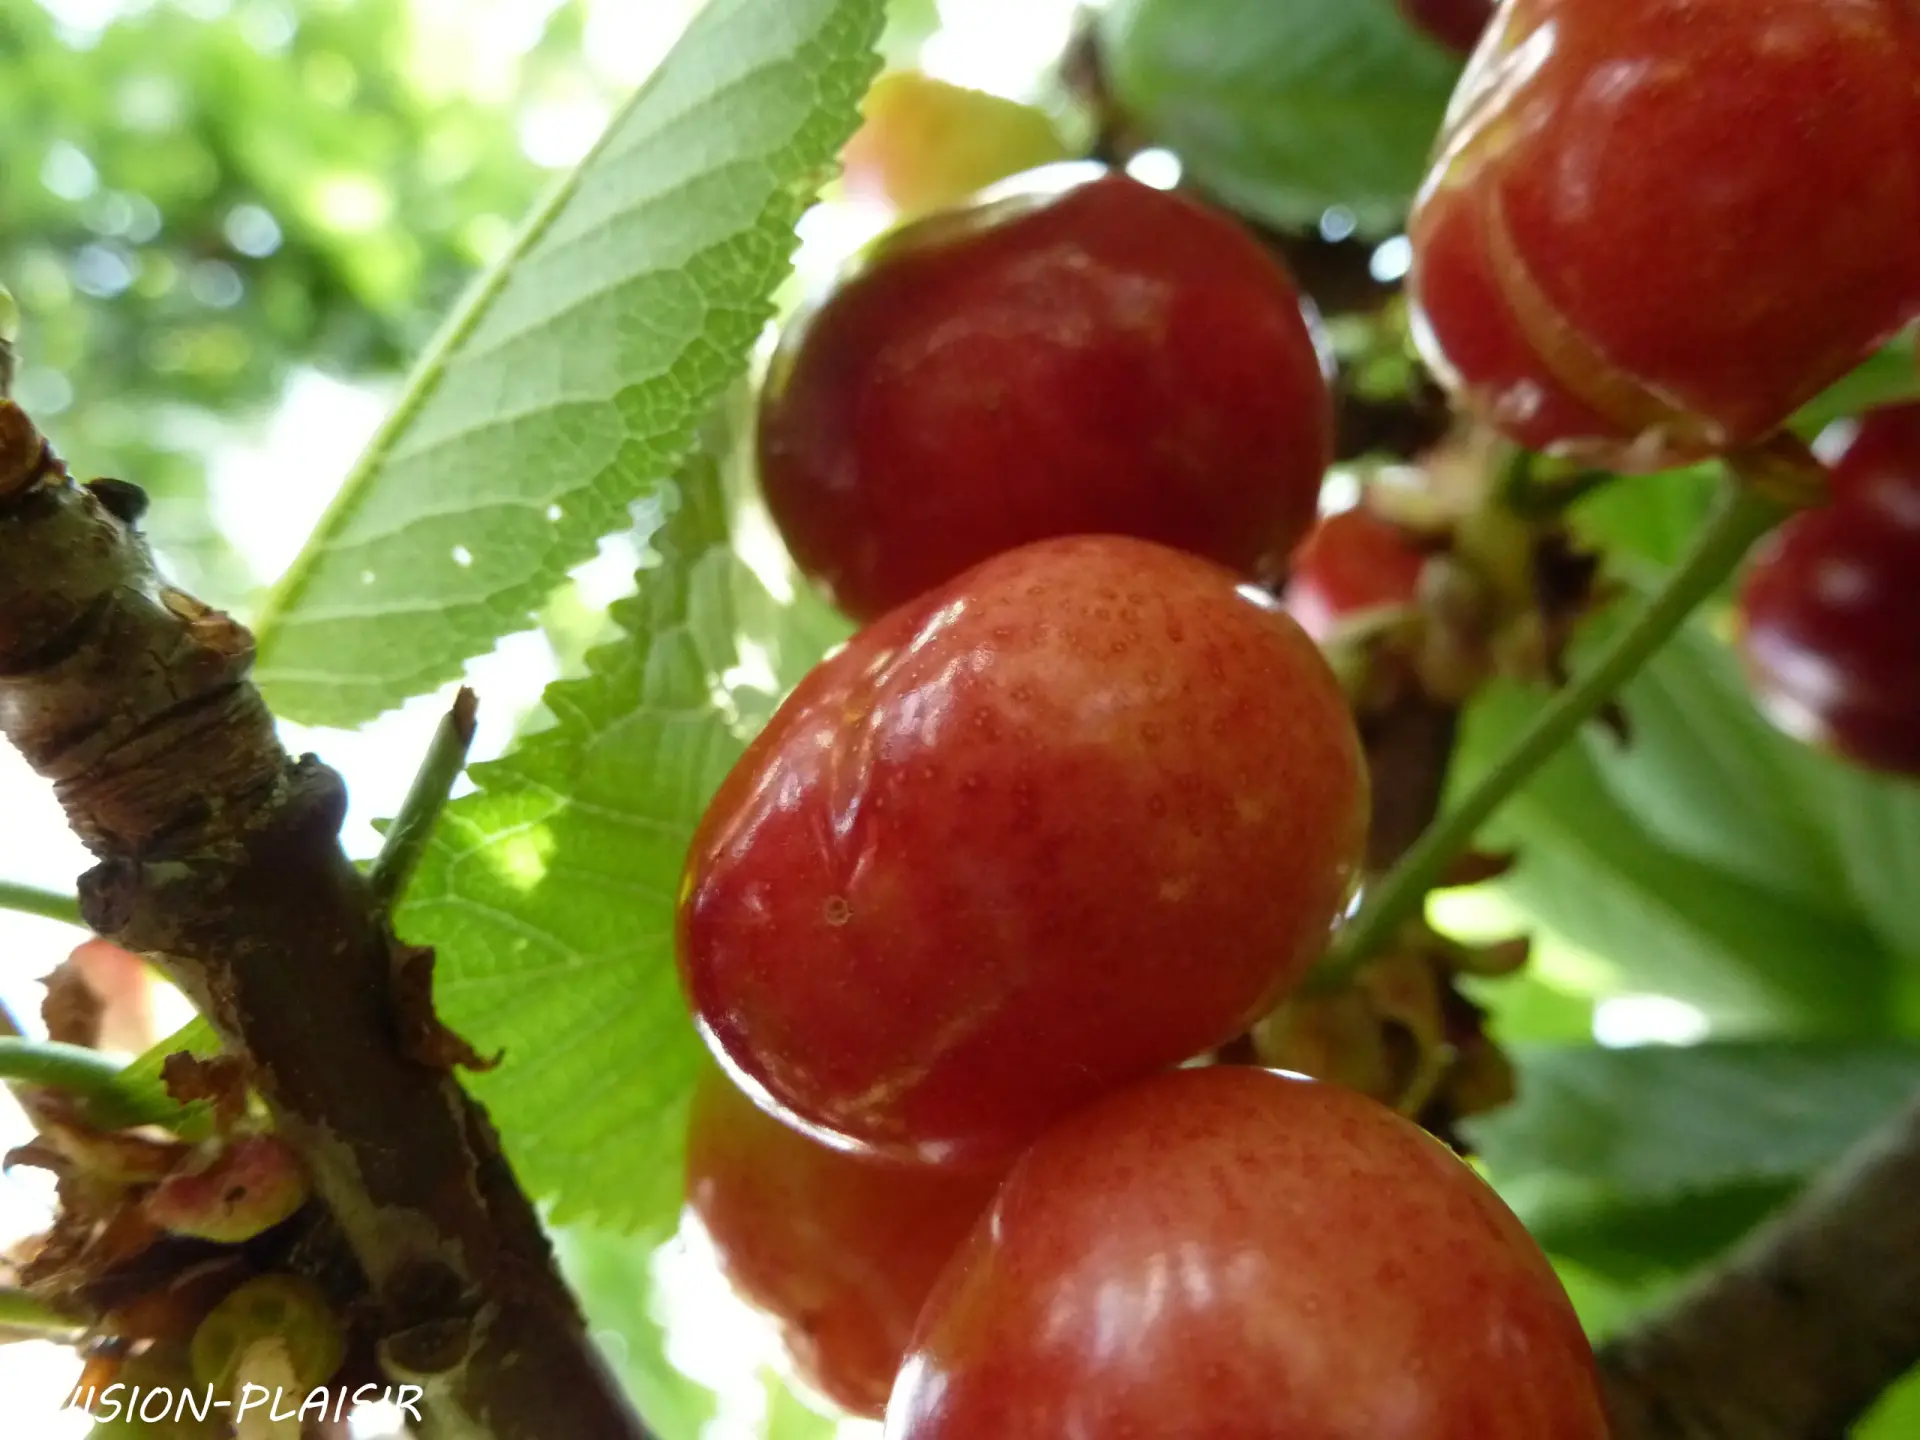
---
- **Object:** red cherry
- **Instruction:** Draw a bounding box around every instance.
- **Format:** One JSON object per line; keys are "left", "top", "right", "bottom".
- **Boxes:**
{"left": 1409, "top": 0, "right": 1920, "bottom": 470}
{"left": 1397, "top": 0, "right": 1495, "bottom": 54}
{"left": 758, "top": 171, "right": 1334, "bottom": 622}
{"left": 886, "top": 1066, "right": 1609, "bottom": 1440}
{"left": 1737, "top": 404, "right": 1920, "bottom": 778}
{"left": 684, "top": 1068, "right": 1002, "bottom": 1417}
{"left": 1284, "top": 505, "right": 1428, "bottom": 643}
{"left": 678, "top": 536, "right": 1367, "bottom": 1168}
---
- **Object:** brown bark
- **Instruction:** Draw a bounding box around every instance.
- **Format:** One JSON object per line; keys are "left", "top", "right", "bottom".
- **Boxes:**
{"left": 1601, "top": 1091, "right": 1920, "bottom": 1440}
{"left": 0, "top": 401, "right": 647, "bottom": 1439}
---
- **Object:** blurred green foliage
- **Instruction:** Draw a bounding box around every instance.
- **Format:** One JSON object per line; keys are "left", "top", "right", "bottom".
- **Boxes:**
{"left": 0, "top": 0, "right": 577, "bottom": 595}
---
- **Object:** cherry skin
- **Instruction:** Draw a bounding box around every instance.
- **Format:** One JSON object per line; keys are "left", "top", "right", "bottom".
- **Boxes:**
{"left": 1396, "top": 0, "right": 1494, "bottom": 54}
{"left": 840, "top": 71, "right": 1071, "bottom": 219}
{"left": 678, "top": 535, "right": 1368, "bottom": 1169}
{"left": 1409, "top": 0, "right": 1920, "bottom": 471}
{"left": 1737, "top": 404, "right": 1920, "bottom": 779}
{"left": 758, "top": 171, "right": 1335, "bottom": 622}
{"left": 886, "top": 1066, "right": 1609, "bottom": 1440}
{"left": 683, "top": 1068, "right": 1003, "bottom": 1417}
{"left": 1284, "top": 505, "right": 1428, "bottom": 644}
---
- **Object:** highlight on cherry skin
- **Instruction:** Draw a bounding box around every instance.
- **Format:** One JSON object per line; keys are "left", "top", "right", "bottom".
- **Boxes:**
{"left": 1283, "top": 503, "right": 1429, "bottom": 645}
{"left": 886, "top": 1065, "right": 1611, "bottom": 1440}
{"left": 756, "top": 167, "right": 1335, "bottom": 623}
{"left": 1737, "top": 403, "right": 1920, "bottom": 780}
{"left": 682, "top": 1066, "right": 1003, "bottom": 1418}
{"left": 676, "top": 534, "right": 1368, "bottom": 1170}
{"left": 1408, "top": 0, "right": 1920, "bottom": 471}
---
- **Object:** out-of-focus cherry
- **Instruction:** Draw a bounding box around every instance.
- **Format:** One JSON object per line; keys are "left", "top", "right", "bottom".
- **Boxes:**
{"left": 1284, "top": 504, "right": 1428, "bottom": 643}
{"left": 1737, "top": 403, "right": 1920, "bottom": 778}
{"left": 684, "top": 1069, "right": 1003, "bottom": 1416}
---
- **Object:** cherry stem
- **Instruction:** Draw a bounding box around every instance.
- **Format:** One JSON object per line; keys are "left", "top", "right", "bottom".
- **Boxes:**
{"left": 0, "top": 880, "right": 82, "bottom": 927}
{"left": 0, "top": 1035, "right": 200, "bottom": 1131}
{"left": 0, "top": 1286, "right": 82, "bottom": 1339}
{"left": 368, "top": 685, "right": 478, "bottom": 912}
{"left": 1315, "top": 459, "right": 1799, "bottom": 987}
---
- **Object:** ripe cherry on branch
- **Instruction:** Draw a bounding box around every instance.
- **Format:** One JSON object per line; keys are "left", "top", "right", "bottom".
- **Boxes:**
{"left": 1283, "top": 503, "right": 1429, "bottom": 644}
{"left": 885, "top": 1066, "right": 1610, "bottom": 1440}
{"left": 1737, "top": 404, "right": 1920, "bottom": 779}
{"left": 678, "top": 535, "right": 1367, "bottom": 1169}
{"left": 684, "top": 1068, "right": 1002, "bottom": 1417}
{"left": 757, "top": 170, "right": 1335, "bottom": 622}
{"left": 1408, "top": 0, "right": 1920, "bottom": 470}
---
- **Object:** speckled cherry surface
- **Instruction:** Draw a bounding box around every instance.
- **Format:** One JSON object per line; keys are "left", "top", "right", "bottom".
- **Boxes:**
{"left": 684, "top": 1068, "right": 1003, "bottom": 1417}
{"left": 886, "top": 1066, "right": 1609, "bottom": 1440}
{"left": 1737, "top": 404, "right": 1920, "bottom": 778}
{"left": 677, "top": 536, "right": 1367, "bottom": 1168}
{"left": 757, "top": 171, "right": 1334, "bottom": 622}
{"left": 1284, "top": 505, "right": 1428, "bottom": 643}
{"left": 1409, "top": 0, "right": 1920, "bottom": 470}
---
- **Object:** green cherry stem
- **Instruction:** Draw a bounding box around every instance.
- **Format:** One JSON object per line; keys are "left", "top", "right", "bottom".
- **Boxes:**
{"left": 0, "top": 1035, "right": 199, "bottom": 1132}
{"left": 369, "top": 686, "right": 478, "bottom": 912}
{"left": 0, "top": 880, "right": 83, "bottom": 927}
{"left": 1314, "top": 457, "right": 1799, "bottom": 989}
{"left": 0, "top": 1286, "right": 82, "bottom": 1339}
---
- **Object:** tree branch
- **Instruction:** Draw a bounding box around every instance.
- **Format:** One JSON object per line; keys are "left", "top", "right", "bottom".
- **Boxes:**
{"left": 1601, "top": 1088, "right": 1920, "bottom": 1439}
{"left": 0, "top": 400, "right": 648, "bottom": 1439}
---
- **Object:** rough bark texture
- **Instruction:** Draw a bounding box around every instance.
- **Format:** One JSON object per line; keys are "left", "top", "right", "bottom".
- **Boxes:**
{"left": 0, "top": 402, "right": 648, "bottom": 1440}
{"left": 1601, "top": 1091, "right": 1920, "bottom": 1440}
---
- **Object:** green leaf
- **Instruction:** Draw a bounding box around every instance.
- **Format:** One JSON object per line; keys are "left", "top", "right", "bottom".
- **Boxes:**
{"left": 396, "top": 404, "right": 812, "bottom": 1231}
{"left": 1791, "top": 330, "right": 1920, "bottom": 434}
{"left": 1811, "top": 763, "right": 1920, "bottom": 968}
{"left": 1537, "top": 1179, "right": 1799, "bottom": 1284}
{"left": 1576, "top": 614, "right": 1854, "bottom": 914}
{"left": 1477, "top": 1043, "right": 1920, "bottom": 1289}
{"left": 1860, "top": 1364, "right": 1920, "bottom": 1440}
{"left": 1556, "top": 488, "right": 1920, "bottom": 980}
{"left": 557, "top": 1228, "right": 720, "bottom": 1440}
{"left": 252, "top": 0, "right": 885, "bottom": 726}
{"left": 1471, "top": 1041, "right": 1920, "bottom": 1201}
{"left": 1100, "top": 0, "right": 1461, "bottom": 235}
{"left": 1455, "top": 682, "right": 1901, "bottom": 1032}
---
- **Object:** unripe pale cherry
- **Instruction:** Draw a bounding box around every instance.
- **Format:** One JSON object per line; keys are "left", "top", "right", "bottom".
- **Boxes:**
{"left": 758, "top": 171, "right": 1335, "bottom": 622}
{"left": 887, "top": 1066, "right": 1610, "bottom": 1440}
{"left": 678, "top": 535, "right": 1367, "bottom": 1169}
{"left": 1409, "top": 0, "right": 1920, "bottom": 471}
{"left": 839, "top": 71, "right": 1071, "bottom": 219}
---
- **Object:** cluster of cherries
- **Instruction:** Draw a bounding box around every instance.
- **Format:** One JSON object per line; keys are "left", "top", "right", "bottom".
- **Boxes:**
{"left": 673, "top": 1, "right": 1920, "bottom": 1433}
{"left": 1408, "top": 0, "right": 1920, "bottom": 779}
